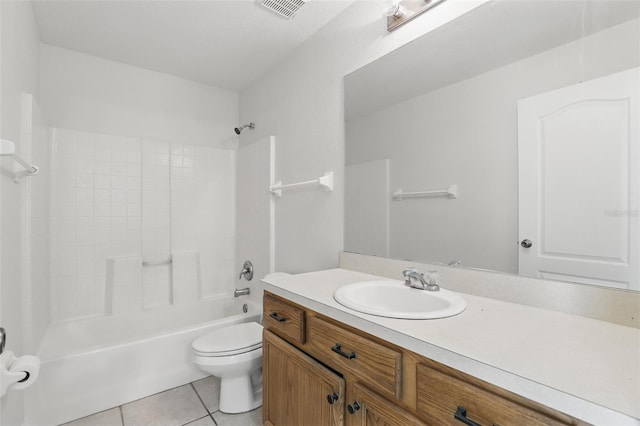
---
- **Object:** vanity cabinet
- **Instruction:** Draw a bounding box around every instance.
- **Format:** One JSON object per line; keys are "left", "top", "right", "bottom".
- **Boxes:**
{"left": 347, "top": 382, "right": 426, "bottom": 426}
{"left": 263, "top": 329, "right": 345, "bottom": 426}
{"left": 263, "top": 291, "right": 584, "bottom": 426}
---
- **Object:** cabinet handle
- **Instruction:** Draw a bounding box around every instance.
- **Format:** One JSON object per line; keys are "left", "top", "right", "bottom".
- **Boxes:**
{"left": 454, "top": 406, "right": 481, "bottom": 426}
{"left": 347, "top": 401, "right": 361, "bottom": 414}
{"left": 326, "top": 392, "right": 339, "bottom": 405}
{"left": 331, "top": 343, "right": 356, "bottom": 359}
{"left": 269, "top": 312, "right": 287, "bottom": 322}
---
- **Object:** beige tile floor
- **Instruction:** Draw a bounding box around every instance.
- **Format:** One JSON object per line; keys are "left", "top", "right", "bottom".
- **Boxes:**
{"left": 60, "top": 377, "right": 262, "bottom": 426}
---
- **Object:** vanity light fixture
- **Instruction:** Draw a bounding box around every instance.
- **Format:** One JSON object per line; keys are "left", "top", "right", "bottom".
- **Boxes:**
{"left": 387, "top": 0, "right": 446, "bottom": 32}
{"left": 386, "top": 1, "right": 408, "bottom": 19}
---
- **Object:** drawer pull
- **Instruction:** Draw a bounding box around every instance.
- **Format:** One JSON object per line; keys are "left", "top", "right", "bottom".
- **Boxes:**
{"left": 269, "top": 312, "right": 287, "bottom": 322}
{"left": 347, "top": 401, "right": 361, "bottom": 414}
{"left": 331, "top": 343, "right": 356, "bottom": 359}
{"left": 454, "top": 406, "right": 481, "bottom": 426}
{"left": 326, "top": 392, "right": 339, "bottom": 405}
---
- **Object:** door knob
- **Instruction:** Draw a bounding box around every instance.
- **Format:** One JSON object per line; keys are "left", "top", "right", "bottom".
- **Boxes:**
{"left": 520, "top": 239, "right": 532, "bottom": 248}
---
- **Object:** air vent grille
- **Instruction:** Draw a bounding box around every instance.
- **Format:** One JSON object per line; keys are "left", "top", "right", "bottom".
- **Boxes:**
{"left": 258, "top": 0, "right": 306, "bottom": 19}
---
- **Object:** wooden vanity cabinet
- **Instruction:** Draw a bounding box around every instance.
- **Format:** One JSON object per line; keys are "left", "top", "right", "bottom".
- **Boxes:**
{"left": 263, "top": 291, "right": 584, "bottom": 426}
{"left": 347, "top": 382, "right": 426, "bottom": 426}
{"left": 263, "top": 330, "right": 344, "bottom": 426}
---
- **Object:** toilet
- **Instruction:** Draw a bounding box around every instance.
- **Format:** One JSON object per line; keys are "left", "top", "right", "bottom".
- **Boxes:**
{"left": 192, "top": 322, "right": 263, "bottom": 414}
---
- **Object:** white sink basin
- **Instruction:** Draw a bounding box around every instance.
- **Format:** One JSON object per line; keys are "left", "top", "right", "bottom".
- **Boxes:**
{"left": 333, "top": 280, "right": 466, "bottom": 319}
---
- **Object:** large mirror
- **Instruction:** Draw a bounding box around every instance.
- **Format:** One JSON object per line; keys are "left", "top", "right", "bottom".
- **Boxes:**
{"left": 344, "top": 0, "right": 640, "bottom": 291}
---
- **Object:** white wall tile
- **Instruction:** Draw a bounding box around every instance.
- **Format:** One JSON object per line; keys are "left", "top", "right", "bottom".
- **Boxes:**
{"left": 49, "top": 129, "right": 237, "bottom": 321}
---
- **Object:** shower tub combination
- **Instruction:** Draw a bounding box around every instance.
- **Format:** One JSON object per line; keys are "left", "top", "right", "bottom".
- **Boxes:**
{"left": 25, "top": 296, "right": 260, "bottom": 426}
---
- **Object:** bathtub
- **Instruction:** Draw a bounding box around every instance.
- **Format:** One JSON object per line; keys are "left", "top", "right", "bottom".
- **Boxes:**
{"left": 25, "top": 296, "right": 261, "bottom": 426}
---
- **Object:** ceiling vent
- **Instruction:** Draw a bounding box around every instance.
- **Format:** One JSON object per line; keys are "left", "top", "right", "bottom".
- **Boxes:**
{"left": 258, "top": 0, "right": 306, "bottom": 19}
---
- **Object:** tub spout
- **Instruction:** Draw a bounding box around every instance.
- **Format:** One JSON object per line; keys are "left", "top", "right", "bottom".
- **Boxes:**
{"left": 234, "top": 288, "right": 250, "bottom": 297}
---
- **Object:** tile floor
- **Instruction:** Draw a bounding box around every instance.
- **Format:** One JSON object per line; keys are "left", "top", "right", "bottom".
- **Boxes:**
{"left": 60, "top": 377, "right": 262, "bottom": 426}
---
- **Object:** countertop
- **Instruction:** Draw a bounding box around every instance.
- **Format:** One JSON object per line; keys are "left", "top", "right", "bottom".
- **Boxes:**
{"left": 262, "top": 268, "right": 640, "bottom": 426}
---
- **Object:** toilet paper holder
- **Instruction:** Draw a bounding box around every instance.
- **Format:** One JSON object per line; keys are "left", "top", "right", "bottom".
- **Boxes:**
{"left": 0, "top": 327, "right": 24, "bottom": 380}
{"left": 0, "top": 327, "right": 40, "bottom": 398}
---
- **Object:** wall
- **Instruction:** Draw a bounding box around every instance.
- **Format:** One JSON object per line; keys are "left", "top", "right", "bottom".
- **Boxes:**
{"left": 239, "top": 0, "right": 488, "bottom": 273}
{"left": 345, "top": 19, "right": 640, "bottom": 273}
{"left": 40, "top": 44, "right": 239, "bottom": 149}
{"left": 0, "top": 1, "right": 41, "bottom": 424}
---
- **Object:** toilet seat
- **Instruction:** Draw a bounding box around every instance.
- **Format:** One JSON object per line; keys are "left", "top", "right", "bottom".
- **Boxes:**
{"left": 192, "top": 322, "right": 262, "bottom": 357}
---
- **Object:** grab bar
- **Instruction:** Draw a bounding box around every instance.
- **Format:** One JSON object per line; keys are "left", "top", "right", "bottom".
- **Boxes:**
{"left": 393, "top": 184, "right": 457, "bottom": 200}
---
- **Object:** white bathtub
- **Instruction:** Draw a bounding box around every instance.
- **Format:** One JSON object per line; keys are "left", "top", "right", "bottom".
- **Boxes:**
{"left": 25, "top": 296, "right": 261, "bottom": 426}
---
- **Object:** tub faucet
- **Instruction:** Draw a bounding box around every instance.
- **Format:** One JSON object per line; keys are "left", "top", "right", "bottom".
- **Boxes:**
{"left": 402, "top": 268, "right": 440, "bottom": 291}
{"left": 234, "top": 288, "right": 251, "bottom": 297}
{"left": 239, "top": 260, "right": 254, "bottom": 281}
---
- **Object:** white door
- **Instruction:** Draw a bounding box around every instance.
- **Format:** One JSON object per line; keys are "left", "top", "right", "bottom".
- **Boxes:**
{"left": 518, "top": 68, "right": 639, "bottom": 290}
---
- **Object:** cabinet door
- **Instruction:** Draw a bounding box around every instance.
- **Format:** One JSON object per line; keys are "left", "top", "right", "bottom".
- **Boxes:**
{"left": 346, "top": 383, "right": 426, "bottom": 426}
{"left": 263, "top": 330, "right": 345, "bottom": 426}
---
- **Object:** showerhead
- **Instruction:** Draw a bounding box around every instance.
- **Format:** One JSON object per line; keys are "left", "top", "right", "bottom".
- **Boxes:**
{"left": 234, "top": 122, "right": 255, "bottom": 135}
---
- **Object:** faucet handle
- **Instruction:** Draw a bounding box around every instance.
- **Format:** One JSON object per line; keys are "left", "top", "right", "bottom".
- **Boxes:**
{"left": 402, "top": 267, "right": 419, "bottom": 277}
{"left": 425, "top": 270, "right": 439, "bottom": 284}
{"left": 239, "top": 260, "right": 254, "bottom": 281}
{"left": 424, "top": 270, "right": 441, "bottom": 291}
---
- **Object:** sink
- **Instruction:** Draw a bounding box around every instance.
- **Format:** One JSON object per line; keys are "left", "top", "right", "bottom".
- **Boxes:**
{"left": 333, "top": 280, "right": 466, "bottom": 319}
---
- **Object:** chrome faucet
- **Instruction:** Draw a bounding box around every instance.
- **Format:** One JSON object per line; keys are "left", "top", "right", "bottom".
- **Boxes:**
{"left": 402, "top": 268, "right": 440, "bottom": 291}
{"left": 234, "top": 288, "right": 251, "bottom": 297}
{"left": 239, "top": 260, "right": 254, "bottom": 281}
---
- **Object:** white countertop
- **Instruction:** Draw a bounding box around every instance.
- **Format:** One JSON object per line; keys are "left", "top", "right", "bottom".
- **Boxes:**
{"left": 262, "top": 268, "right": 640, "bottom": 425}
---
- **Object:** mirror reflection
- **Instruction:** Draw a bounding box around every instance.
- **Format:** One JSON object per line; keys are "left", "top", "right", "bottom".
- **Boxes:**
{"left": 344, "top": 0, "right": 640, "bottom": 290}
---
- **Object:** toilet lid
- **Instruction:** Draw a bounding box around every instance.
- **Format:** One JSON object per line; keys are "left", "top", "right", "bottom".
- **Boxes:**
{"left": 192, "top": 322, "right": 262, "bottom": 357}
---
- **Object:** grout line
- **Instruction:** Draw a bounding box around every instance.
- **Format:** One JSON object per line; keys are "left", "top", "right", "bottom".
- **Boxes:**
{"left": 119, "top": 406, "right": 125, "bottom": 426}
{"left": 210, "top": 412, "right": 219, "bottom": 426}
{"left": 191, "top": 382, "right": 211, "bottom": 414}
{"left": 181, "top": 415, "right": 214, "bottom": 426}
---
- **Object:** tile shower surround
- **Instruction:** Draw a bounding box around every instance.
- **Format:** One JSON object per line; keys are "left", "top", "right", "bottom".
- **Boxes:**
{"left": 50, "top": 128, "right": 236, "bottom": 322}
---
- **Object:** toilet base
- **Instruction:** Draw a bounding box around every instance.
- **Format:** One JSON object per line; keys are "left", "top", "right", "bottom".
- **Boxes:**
{"left": 219, "top": 373, "right": 263, "bottom": 414}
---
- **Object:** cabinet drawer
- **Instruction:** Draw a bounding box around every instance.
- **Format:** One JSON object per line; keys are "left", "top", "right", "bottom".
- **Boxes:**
{"left": 416, "top": 363, "right": 574, "bottom": 426}
{"left": 263, "top": 294, "right": 306, "bottom": 344}
{"left": 307, "top": 316, "right": 402, "bottom": 401}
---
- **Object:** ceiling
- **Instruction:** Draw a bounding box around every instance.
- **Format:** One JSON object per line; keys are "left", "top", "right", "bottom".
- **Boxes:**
{"left": 32, "top": 0, "right": 356, "bottom": 92}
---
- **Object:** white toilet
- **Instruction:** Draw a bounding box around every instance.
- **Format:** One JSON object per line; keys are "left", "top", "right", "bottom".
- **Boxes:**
{"left": 192, "top": 322, "right": 263, "bottom": 414}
